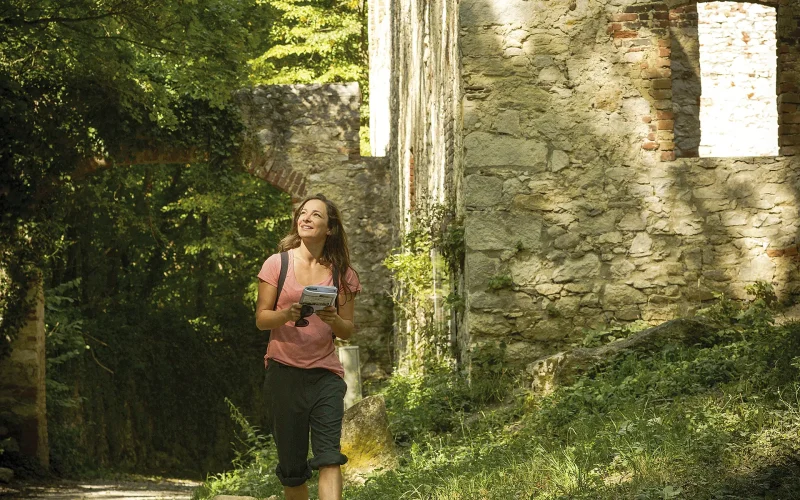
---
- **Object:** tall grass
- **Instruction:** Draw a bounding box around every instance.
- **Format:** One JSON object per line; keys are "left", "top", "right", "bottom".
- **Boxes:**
{"left": 197, "top": 292, "right": 800, "bottom": 499}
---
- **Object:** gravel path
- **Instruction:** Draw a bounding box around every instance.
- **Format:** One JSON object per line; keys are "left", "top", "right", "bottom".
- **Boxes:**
{"left": 0, "top": 478, "right": 201, "bottom": 500}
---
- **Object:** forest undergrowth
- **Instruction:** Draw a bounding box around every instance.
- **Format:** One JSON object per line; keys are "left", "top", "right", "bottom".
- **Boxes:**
{"left": 196, "top": 285, "right": 800, "bottom": 499}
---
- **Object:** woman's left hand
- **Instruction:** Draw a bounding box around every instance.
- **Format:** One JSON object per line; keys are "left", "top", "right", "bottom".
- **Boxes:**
{"left": 316, "top": 306, "right": 339, "bottom": 326}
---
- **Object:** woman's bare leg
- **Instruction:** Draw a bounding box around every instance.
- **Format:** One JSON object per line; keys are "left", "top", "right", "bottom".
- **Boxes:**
{"left": 318, "top": 465, "right": 342, "bottom": 500}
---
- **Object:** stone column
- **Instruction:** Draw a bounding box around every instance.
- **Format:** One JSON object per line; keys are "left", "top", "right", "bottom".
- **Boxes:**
{"left": 0, "top": 275, "right": 49, "bottom": 468}
{"left": 777, "top": 0, "right": 800, "bottom": 156}
{"left": 369, "top": 0, "right": 392, "bottom": 157}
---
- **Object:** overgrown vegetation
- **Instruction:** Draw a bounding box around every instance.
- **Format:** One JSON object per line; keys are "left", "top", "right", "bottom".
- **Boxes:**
{"left": 198, "top": 286, "right": 800, "bottom": 499}
{"left": 341, "top": 286, "right": 800, "bottom": 499}
{"left": 0, "top": 0, "right": 368, "bottom": 477}
{"left": 383, "top": 204, "right": 465, "bottom": 369}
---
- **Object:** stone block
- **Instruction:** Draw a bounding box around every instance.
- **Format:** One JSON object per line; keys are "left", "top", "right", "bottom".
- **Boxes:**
{"left": 603, "top": 284, "right": 647, "bottom": 306}
{"left": 553, "top": 253, "right": 601, "bottom": 283}
{"left": 465, "top": 211, "right": 543, "bottom": 252}
{"left": 629, "top": 232, "right": 653, "bottom": 255}
{"left": 510, "top": 255, "right": 544, "bottom": 286}
{"left": 465, "top": 175, "right": 504, "bottom": 208}
{"left": 464, "top": 132, "right": 548, "bottom": 169}
{"left": 341, "top": 396, "right": 398, "bottom": 484}
{"left": 469, "top": 312, "right": 513, "bottom": 336}
{"left": 461, "top": 0, "right": 537, "bottom": 27}
{"left": 465, "top": 252, "right": 500, "bottom": 292}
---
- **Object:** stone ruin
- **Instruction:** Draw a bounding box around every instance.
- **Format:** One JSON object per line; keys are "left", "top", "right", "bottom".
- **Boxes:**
{"left": 369, "top": 0, "right": 800, "bottom": 369}
{"left": 4, "top": 0, "right": 800, "bottom": 469}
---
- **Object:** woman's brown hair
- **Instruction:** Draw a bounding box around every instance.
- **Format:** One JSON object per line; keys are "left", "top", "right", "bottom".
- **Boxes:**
{"left": 278, "top": 194, "right": 359, "bottom": 299}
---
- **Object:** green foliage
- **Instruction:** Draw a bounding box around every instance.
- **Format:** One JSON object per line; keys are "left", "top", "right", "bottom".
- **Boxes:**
{"left": 41, "top": 163, "right": 292, "bottom": 474}
{"left": 469, "top": 342, "right": 515, "bottom": 404}
{"left": 340, "top": 294, "right": 800, "bottom": 499}
{"left": 0, "top": 0, "right": 273, "bottom": 355}
{"left": 579, "top": 320, "right": 650, "bottom": 348}
{"left": 192, "top": 399, "right": 282, "bottom": 500}
{"left": 383, "top": 204, "right": 465, "bottom": 369}
{"left": 486, "top": 273, "right": 513, "bottom": 291}
{"left": 248, "top": 0, "right": 367, "bottom": 86}
{"left": 45, "top": 279, "right": 91, "bottom": 474}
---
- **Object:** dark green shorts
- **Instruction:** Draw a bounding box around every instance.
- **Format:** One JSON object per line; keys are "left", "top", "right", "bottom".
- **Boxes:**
{"left": 263, "top": 360, "right": 348, "bottom": 487}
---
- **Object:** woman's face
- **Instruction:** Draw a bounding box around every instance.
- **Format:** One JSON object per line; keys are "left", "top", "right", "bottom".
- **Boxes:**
{"left": 297, "top": 199, "right": 331, "bottom": 241}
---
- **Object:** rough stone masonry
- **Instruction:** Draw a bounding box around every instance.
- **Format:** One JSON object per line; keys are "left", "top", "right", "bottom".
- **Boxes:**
{"left": 374, "top": 0, "right": 800, "bottom": 367}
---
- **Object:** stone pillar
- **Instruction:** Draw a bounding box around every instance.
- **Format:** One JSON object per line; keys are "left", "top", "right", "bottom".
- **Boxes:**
{"left": 0, "top": 275, "right": 49, "bottom": 468}
{"left": 670, "top": 3, "right": 701, "bottom": 158}
{"left": 777, "top": 0, "right": 800, "bottom": 156}
{"left": 369, "top": 0, "right": 392, "bottom": 157}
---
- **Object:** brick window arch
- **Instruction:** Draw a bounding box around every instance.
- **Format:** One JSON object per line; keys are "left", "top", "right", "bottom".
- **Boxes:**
{"left": 671, "top": 1, "right": 778, "bottom": 157}
{"left": 608, "top": 0, "right": 799, "bottom": 161}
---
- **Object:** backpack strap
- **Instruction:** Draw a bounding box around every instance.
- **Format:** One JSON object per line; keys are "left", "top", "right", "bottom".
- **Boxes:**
{"left": 266, "top": 251, "right": 289, "bottom": 345}
{"left": 332, "top": 265, "right": 340, "bottom": 340}
{"left": 274, "top": 251, "right": 289, "bottom": 310}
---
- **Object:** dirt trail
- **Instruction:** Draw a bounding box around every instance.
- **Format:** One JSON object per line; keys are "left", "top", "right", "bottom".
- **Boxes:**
{"left": 1, "top": 478, "right": 200, "bottom": 500}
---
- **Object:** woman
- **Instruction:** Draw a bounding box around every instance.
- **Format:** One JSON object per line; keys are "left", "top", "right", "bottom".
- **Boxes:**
{"left": 255, "top": 194, "right": 360, "bottom": 500}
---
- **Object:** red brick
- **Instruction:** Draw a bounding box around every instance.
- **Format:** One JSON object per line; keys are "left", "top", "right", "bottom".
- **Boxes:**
{"left": 767, "top": 249, "right": 785, "bottom": 257}
{"left": 612, "top": 13, "right": 639, "bottom": 22}
{"left": 652, "top": 79, "right": 672, "bottom": 89}
{"left": 779, "top": 124, "right": 800, "bottom": 135}
{"left": 654, "top": 100, "right": 672, "bottom": 110}
{"left": 779, "top": 135, "right": 800, "bottom": 147}
{"left": 642, "top": 142, "right": 659, "bottom": 151}
{"left": 658, "top": 39, "right": 670, "bottom": 47}
{"left": 660, "top": 141, "right": 676, "bottom": 150}
{"left": 658, "top": 120, "right": 675, "bottom": 130}
{"left": 779, "top": 93, "right": 800, "bottom": 104}
{"left": 784, "top": 113, "right": 800, "bottom": 124}
{"left": 661, "top": 151, "right": 676, "bottom": 161}
{"left": 785, "top": 246, "right": 799, "bottom": 257}
{"left": 647, "top": 132, "right": 657, "bottom": 141}
{"left": 659, "top": 48, "right": 671, "bottom": 57}
{"left": 780, "top": 103, "right": 798, "bottom": 114}
{"left": 607, "top": 23, "right": 623, "bottom": 34}
{"left": 613, "top": 31, "right": 639, "bottom": 39}
{"left": 657, "top": 111, "right": 675, "bottom": 120}
{"left": 656, "top": 57, "right": 671, "bottom": 68}
{"left": 642, "top": 116, "right": 652, "bottom": 123}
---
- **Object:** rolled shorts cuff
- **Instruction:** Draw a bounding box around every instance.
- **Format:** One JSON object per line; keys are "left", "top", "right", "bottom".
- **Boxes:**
{"left": 309, "top": 451, "right": 348, "bottom": 470}
{"left": 275, "top": 463, "right": 312, "bottom": 487}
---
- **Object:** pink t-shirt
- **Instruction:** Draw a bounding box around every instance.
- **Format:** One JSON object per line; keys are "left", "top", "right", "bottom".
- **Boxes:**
{"left": 257, "top": 249, "right": 361, "bottom": 377}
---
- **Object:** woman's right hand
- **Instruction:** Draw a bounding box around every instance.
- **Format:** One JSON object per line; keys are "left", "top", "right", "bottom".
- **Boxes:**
{"left": 284, "top": 303, "right": 303, "bottom": 322}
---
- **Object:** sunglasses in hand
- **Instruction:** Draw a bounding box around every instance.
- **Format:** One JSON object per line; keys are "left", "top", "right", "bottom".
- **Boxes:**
{"left": 295, "top": 304, "right": 316, "bottom": 327}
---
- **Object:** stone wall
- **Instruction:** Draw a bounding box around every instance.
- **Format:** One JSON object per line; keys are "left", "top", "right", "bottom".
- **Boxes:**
{"left": 0, "top": 277, "right": 48, "bottom": 468}
{"left": 388, "top": 0, "right": 463, "bottom": 366}
{"left": 237, "top": 83, "right": 394, "bottom": 375}
{"left": 456, "top": 0, "right": 800, "bottom": 367}
{"left": 307, "top": 157, "right": 394, "bottom": 378}
{"left": 236, "top": 83, "right": 363, "bottom": 202}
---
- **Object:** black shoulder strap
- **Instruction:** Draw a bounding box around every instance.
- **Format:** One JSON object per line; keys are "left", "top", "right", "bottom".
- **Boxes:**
{"left": 331, "top": 266, "right": 340, "bottom": 340}
{"left": 333, "top": 265, "right": 340, "bottom": 312}
{"left": 266, "top": 252, "right": 289, "bottom": 346}
{"left": 274, "top": 251, "right": 289, "bottom": 311}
